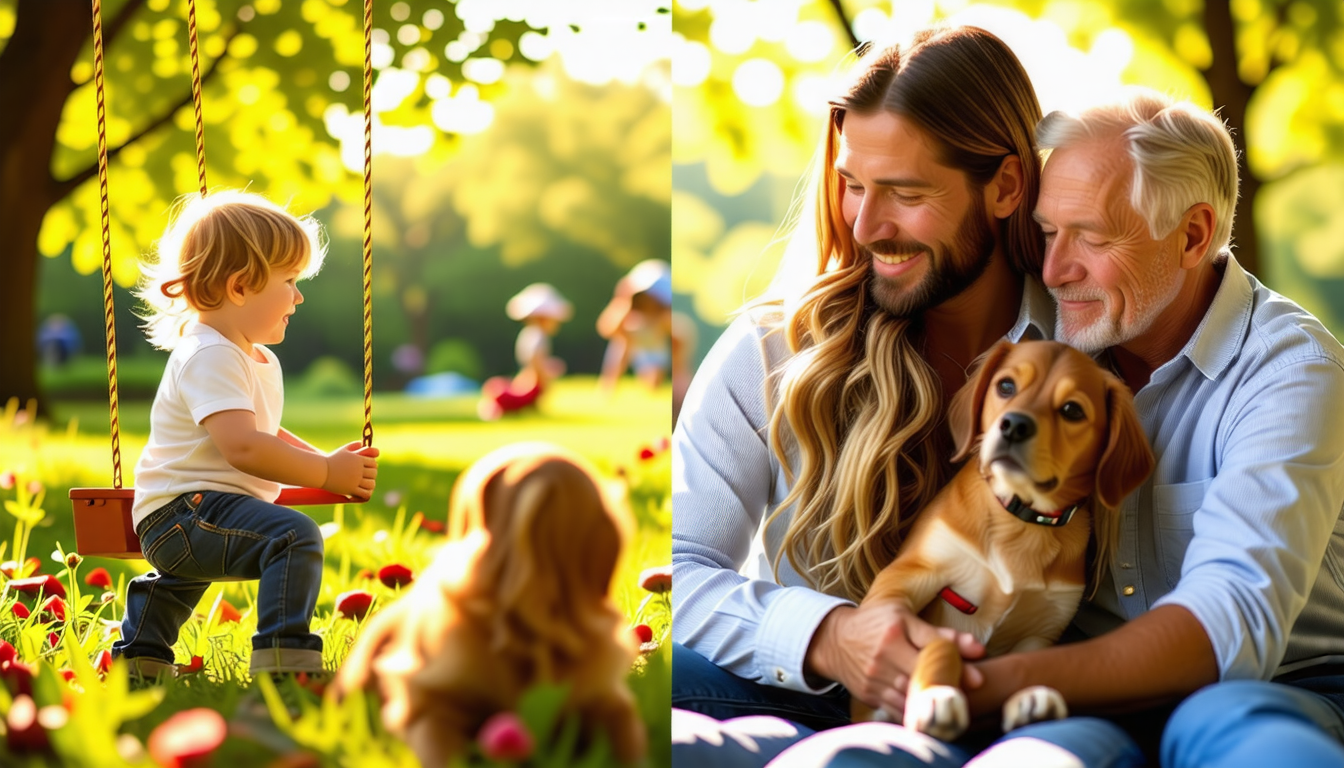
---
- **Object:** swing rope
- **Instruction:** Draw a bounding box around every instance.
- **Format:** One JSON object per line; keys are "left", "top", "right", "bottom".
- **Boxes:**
{"left": 90, "top": 0, "right": 121, "bottom": 491}
{"left": 361, "top": 0, "right": 374, "bottom": 449}
{"left": 88, "top": 0, "right": 375, "bottom": 490}
{"left": 185, "top": 0, "right": 207, "bottom": 197}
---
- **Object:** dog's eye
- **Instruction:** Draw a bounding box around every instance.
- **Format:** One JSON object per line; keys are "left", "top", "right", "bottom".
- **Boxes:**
{"left": 995, "top": 378, "right": 1015, "bottom": 397}
{"left": 1060, "top": 402, "right": 1086, "bottom": 422}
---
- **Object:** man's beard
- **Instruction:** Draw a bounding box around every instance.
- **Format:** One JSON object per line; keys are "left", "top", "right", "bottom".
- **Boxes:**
{"left": 864, "top": 192, "right": 997, "bottom": 317}
{"left": 1051, "top": 239, "right": 1183, "bottom": 354}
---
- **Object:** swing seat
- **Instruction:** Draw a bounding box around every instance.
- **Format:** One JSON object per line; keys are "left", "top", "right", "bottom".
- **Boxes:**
{"left": 69, "top": 487, "right": 358, "bottom": 559}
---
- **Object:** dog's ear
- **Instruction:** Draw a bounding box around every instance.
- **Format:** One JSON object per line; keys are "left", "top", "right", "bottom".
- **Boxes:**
{"left": 1094, "top": 373, "right": 1155, "bottom": 509}
{"left": 949, "top": 340, "right": 1015, "bottom": 462}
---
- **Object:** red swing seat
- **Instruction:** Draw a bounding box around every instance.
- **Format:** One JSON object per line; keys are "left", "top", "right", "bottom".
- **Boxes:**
{"left": 69, "top": 487, "right": 356, "bottom": 558}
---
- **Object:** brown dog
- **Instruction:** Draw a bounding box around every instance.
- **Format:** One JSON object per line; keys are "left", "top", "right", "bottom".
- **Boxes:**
{"left": 335, "top": 443, "right": 646, "bottom": 766}
{"left": 854, "top": 340, "right": 1154, "bottom": 739}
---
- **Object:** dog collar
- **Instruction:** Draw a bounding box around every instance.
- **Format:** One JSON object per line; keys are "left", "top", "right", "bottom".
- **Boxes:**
{"left": 1003, "top": 495, "right": 1079, "bottom": 527}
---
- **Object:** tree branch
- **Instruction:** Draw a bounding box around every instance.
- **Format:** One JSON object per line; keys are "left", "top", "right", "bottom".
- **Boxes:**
{"left": 51, "top": 25, "right": 240, "bottom": 203}
{"left": 828, "top": 0, "right": 860, "bottom": 51}
{"left": 103, "top": 0, "right": 149, "bottom": 52}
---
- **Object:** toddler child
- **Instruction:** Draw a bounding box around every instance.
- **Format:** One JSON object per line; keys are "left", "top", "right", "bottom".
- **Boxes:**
{"left": 112, "top": 191, "right": 378, "bottom": 681}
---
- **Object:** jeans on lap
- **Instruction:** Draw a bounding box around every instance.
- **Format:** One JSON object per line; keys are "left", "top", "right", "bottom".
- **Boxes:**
{"left": 113, "top": 491, "right": 325, "bottom": 664}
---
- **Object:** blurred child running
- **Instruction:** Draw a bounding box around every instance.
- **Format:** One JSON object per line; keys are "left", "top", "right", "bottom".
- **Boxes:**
{"left": 112, "top": 191, "right": 378, "bottom": 681}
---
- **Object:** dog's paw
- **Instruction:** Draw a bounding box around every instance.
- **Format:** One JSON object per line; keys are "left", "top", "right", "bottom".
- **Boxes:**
{"left": 1001, "top": 685, "right": 1068, "bottom": 732}
{"left": 904, "top": 685, "right": 968, "bottom": 742}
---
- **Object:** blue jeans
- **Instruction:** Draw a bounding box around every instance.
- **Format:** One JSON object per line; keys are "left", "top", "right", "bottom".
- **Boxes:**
{"left": 1161, "top": 677, "right": 1344, "bottom": 767}
{"left": 672, "top": 642, "right": 1146, "bottom": 768}
{"left": 113, "top": 491, "right": 325, "bottom": 669}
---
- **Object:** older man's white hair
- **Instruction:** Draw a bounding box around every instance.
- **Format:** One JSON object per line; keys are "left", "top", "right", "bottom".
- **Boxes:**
{"left": 1036, "top": 88, "right": 1240, "bottom": 259}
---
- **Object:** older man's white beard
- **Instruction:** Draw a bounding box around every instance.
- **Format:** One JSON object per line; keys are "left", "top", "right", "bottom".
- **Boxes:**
{"left": 1052, "top": 271, "right": 1183, "bottom": 354}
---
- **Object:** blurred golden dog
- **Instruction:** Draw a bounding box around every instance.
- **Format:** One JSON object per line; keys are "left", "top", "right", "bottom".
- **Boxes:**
{"left": 855, "top": 340, "right": 1154, "bottom": 738}
{"left": 335, "top": 442, "right": 646, "bottom": 766}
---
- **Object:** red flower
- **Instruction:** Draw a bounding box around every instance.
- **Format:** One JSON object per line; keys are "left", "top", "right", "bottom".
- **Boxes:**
{"left": 378, "top": 564, "right": 414, "bottom": 589}
{"left": 6, "top": 695, "right": 48, "bottom": 752}
{"left": 148, "top": 708, "right": 227, "bottom": 768}
{"left": 95, "top": 650, "right": 112, "bottom": 675}
{"left": 9, "top": 602, "right": 30, "bottom": 619}
{"left": 216, "top": 601, "right": 242, "bottom": 623}
{"left": 356, "top": 568, "right": 375, "bottom": 581}
{"left": 477, "top": 712, "right": 534, "bottom": 761}
{"left": 657, "top": 436, "right": 670, "bottom": 452}
{"left": 638, "top": 564, "right": 672, "bottom": 594}
{"left": 335, "top": 590, "right": 373, "bottom": 620}
{"left": 638, "top": 447, "right": 657, "bottom": 461}
{"left": 1, "top": 558, "right": 41, "bottom": 579}
{"left": 1, "top": 658, "right": 34, "bottom": 697}
{"left": 40, "top": 596, "right": 66, "bottom": 622}
{"left": 7, "top": 575, "right": 65, "bottom": 599}
{"left": 0, "top": 641, "right": 16, "bottom": 666}
{"left": 47, "top": 633, "right": 59, "bottom": 648}
{"left": 633, "top": 624, "right": 654, "bottom": 644}
{"left": 84, "top": 567, "right": 112, "bottom": 590}
{"left": 59, "top": 669, "right": 75, "bottom": 682}
{"left": 179, "top": 656, "right": 204, "bottom": 674}
{"left": 418, "top": 517, "right": 445, "bottom": 534}
{"left": 0, "top": 472, "right": 14, "bottom": 490}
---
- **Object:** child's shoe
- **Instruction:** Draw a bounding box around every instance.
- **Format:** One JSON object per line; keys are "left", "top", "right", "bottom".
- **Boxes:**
{"left": 124, "top": 656, "right": 177, "bottom": 687}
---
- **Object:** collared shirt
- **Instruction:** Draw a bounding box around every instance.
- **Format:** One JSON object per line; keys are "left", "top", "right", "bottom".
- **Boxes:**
{"left": 671, "top": 276, "right": 1056, "bottom": 693}
{"left": 1076, "top": 255, "right": 1344, "bottom": 680}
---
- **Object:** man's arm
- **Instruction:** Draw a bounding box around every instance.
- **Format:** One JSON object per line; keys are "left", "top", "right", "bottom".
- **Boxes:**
{"left": 967, "top": 604, "right": 1216, "bottom": 716}
{"left": 673, "top": 316, "right": 854, "bottom": 693}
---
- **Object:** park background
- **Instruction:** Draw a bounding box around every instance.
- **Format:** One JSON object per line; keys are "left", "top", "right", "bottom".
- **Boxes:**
{"left": 0, "top": 1, "right": 672, "bottom": 767}
{"left": 671, "top": 0, "right": 1344, "bottom": 367}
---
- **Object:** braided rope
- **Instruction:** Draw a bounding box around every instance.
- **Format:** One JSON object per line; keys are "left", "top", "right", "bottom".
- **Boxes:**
{"left": 186, "top": 0, "right": 207, "bottom": 195}
{"left": 90, "top": 0, "right": 122, "bottom": 490}
{"left": 361, "top": 0, "right": 374, "bottom": 448}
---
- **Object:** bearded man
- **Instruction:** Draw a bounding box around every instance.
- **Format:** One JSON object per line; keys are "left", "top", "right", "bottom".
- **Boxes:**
{"left": 670, "top": 24, "right": 1063, "bottom": 766}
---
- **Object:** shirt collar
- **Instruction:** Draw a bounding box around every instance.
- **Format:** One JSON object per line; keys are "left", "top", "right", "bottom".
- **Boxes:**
{"left": 1007, "top": 274, "right": 1056, "bottom": 343}
{"left": 1175, "top": 251, "right": 1254, "bottom": 380}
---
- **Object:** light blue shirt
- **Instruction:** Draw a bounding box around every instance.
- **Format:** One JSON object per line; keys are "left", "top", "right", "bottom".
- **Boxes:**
{"left": 671, "top": 277, "right": 1056, "bottom": 693}
{"left": 1079, "top": 255, "right": 1344, "bottom": 680}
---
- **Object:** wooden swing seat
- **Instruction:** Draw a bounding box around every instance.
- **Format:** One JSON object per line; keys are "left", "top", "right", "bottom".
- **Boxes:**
{"left": 69, "top": 487, "right": 355, "bottom": 559}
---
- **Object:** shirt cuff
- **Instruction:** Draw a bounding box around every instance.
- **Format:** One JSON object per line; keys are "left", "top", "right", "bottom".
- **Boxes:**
{"left": 755, "top": 587, "right": 854, "bottom": 694}
{"left": 1154, "top": 583, "right": 1252, "bottom": 680}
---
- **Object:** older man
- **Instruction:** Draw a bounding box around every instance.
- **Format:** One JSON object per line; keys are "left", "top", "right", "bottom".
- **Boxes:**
{"left": 978, "top": 88, "right": 1344, "bottom": 767}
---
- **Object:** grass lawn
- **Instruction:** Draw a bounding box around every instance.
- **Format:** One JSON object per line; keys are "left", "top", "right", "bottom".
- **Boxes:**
{"left": 0, "top": 378, "right": 672, "bottom": 767}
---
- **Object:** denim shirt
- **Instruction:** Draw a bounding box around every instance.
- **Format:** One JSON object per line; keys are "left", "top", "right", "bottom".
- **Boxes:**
{"left": 1076, "top": 255, "right": 1344, "bottom": 681}
{"left": 671, "top": 277, "right": 1056, "bottom": 693}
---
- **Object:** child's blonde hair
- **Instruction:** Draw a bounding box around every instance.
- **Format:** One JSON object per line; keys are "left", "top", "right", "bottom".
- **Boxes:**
{"left": 137, "top": 190, "right": 326, "bottom": 350}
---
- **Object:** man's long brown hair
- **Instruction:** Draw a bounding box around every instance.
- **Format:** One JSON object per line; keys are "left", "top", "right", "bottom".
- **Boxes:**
{"left": 765, "top": 26, "right": 1045, "bottom": 602}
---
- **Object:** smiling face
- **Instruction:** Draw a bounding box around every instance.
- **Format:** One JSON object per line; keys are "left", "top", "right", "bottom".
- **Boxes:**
{"left": 1036, "top": 138, "right": 1185, "bottom": 353}
{"left": 836, "top": 111, "right": 998, "bottom": 316}
{"left": 967, "top": 342, "right": 1113, "bottom": 511}
{"left": 238, "top": 266, "right": 304, "bottom": 347}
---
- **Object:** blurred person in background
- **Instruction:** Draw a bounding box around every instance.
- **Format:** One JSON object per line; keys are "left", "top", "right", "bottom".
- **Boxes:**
{"left": 478, "top": 283, "right": 571, "bottom": 421}
{"left": 598, "top": 259, "right": 674, "bottom": 395}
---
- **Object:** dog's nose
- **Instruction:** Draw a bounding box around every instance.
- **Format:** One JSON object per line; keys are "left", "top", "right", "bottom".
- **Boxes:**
{"left": 999, "top": 412, "right": 1036, "bottom": 444}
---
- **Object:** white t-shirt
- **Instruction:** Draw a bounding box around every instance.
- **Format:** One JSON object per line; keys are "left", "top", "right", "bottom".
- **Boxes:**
{"left": 515, "top": 324, "right": 550, "bottom": 367}
{"left": 132, "top": 322, "right": 284, "bottom": 528}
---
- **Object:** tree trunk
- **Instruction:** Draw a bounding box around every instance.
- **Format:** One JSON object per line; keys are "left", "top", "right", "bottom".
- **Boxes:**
{"left": 1202, "top": 0, "right": 1261, "bottom": 276}
{"left": 0, "top": 0, "right": 90, "bottom": 408}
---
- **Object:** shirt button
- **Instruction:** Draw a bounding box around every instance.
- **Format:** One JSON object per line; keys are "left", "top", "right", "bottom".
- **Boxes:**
{"left": 1123, "top": 586, "right": 1135, "bottom": 596}
{"left": 776, "top": 669, "right": 786, "bottom": 683}
{"left": 1120, "top": 562, "right": 1133, "bottom": 569}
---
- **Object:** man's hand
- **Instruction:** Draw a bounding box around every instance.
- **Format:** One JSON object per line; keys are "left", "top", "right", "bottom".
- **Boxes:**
{"left": 804, "top": 602, "right": 985, "bottom": 713}
{"left": 323, "top": 442, "right": 379, "bottom": 499}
